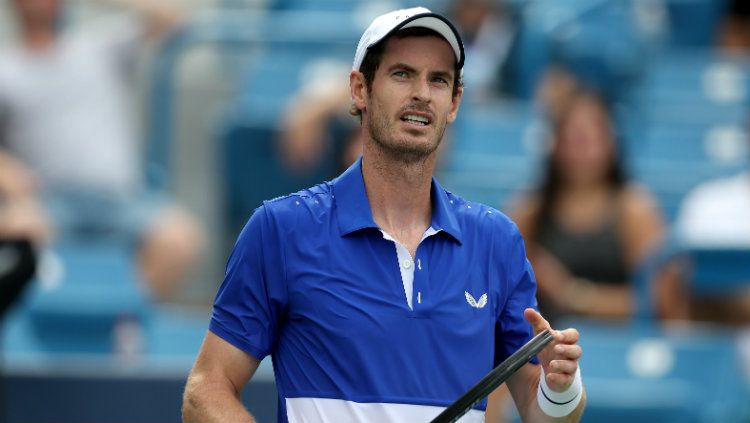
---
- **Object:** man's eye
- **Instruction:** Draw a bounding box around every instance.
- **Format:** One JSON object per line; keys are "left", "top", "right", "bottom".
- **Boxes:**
{"left": 433, "top": 76, "right": 449, "bottom": 85}
{"left": 393, "top": 71, "right": 408, "bottom": 77}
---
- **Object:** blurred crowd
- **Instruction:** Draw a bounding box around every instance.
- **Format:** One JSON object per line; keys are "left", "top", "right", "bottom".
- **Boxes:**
{"left": 1, "top": 0, "right": 750, "bottom": 420}
{"left": 1, "top": 0, "right": 749, "bottom": 335}
{"left": 0, "top": 0, "right": 202, "bottom": 310}
{"left": 0, "top": 0, "right": 750, "bottom": 422}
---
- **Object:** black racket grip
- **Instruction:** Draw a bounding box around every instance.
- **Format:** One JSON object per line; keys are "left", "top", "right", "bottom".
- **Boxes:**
{"left": 430, "top": 329, "right": 554, "bottom": 423}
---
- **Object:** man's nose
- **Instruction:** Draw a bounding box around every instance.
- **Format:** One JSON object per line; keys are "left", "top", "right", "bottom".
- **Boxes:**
{"left": 411, "top": 76, "right": 432, "bottom": 102}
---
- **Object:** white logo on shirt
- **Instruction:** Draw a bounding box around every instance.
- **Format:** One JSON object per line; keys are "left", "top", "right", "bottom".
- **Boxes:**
{"left": 465, "top": 291, "right": 487, "bottom": 309}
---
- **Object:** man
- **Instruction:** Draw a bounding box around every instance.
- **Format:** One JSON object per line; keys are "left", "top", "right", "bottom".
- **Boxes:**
{"left": 183, "top": 7, "right": 585, "bottom": 423}
{"left": 0, "top": 0, "right": 202, "bottom": 300}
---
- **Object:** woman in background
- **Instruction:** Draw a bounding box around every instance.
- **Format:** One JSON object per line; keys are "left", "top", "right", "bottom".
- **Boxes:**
{"left": 509, "top": 89, "right": 664, "bottom": 323}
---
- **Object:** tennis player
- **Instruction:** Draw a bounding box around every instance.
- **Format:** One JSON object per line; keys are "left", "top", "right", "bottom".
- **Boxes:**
{"left": 183, "top": 7, "right": 585, "bottom": 423}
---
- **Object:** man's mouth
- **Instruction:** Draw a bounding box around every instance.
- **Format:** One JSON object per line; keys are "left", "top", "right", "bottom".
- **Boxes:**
{"left": 400, "top": 113, "right": 432, "bottom": 126}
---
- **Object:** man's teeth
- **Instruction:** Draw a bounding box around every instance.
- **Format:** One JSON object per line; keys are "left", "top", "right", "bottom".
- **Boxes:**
{"left": 402, "top": 114, "right": 429, "bottom": 125}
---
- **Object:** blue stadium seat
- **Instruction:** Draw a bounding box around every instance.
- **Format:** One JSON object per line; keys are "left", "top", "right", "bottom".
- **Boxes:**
{"left": 438, "top": 102, "right": 545, "bottom": 209}
{"left": 553, "top": 1, "right": 646, "bottom": 103}
{"left": 687, "top": 248, "right": 750, "bottom": 295}
{"left": 557, "top": 320, "right": 750, "bottom": 423}
{"left": 5, "top": 241, "right": 148, "bottom": 354}
{"left": 624, "top": 116, "right": 748, "bottom": 221}
{"left": 633, "top": 122, "right": 748, "bottom": 162}
{"left": 220, "top": 118, "right": 340, "bottom": 237}
{"left": 635, "top": 241, "right": 750, "bottom": 320}
{"left": 504, "top": 13, "right": 551, "bottom": 99}
{"left": 633, "top": 51, "right": 750, "bottom": 112}
{"left": 235, "top": 49, "right": 353, "bottom": 126}
{"left": 628, "top": 159, "right": 745, "bottom": 221}
{"left": 665, "top": 0, "right": 730, "bottom": 47}
{"left": 507, "top": 0, "right": 642, "bottom": 100}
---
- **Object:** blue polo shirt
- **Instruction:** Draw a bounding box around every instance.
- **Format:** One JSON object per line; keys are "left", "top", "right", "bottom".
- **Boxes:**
{"left": 210, "top": 158, "right": 539, "bottom": 423}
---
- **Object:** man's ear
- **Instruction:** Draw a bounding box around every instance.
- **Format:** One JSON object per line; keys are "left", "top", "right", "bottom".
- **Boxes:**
{"left": 350, "top": 70, "right": 367, "bottom": 113}
{"left": 447, "top": 85, "right": 463, "bottom": 124}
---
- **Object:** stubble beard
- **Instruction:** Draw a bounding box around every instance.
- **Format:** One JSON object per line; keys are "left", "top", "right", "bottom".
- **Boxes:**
{"left": 366, "top": 100, "right": 446, "bottom": 165}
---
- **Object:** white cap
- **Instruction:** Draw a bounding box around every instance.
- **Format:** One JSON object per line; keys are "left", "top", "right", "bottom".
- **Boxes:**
{"left": 352, "top": 6, "right": 465, "bottom": 71}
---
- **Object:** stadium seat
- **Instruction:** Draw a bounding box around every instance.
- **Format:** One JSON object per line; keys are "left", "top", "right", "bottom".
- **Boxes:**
{"left": 633, "top": 50, "right": 750, "bottom": 111}
{"left": 6, "top": 241, "right": 149, "bottom": 354}
{"left": 220, "top": 118, "right": 340, "bottom": 238}
{"left": 628, "top": 159, "right": 745, "bottom": 222}
{"left": 685, "top": 248, "right": 750, "bottom": 295}
{"left": 624, "top": 117, "right": 748, "bottom": 221}
{"left": 438, "top": 102, "right": 545, "bottom": 209}
{"left": 553, "top": 1, "right": 646, "bottom": 103}
{"left": 665, "top": 0, "right": 730, "bottom": 47}
{"left": 635, "top": 241, "right": 750, "bottom": 320}
{"left": 556, "top": 320, "right": 750, "bottom": 423}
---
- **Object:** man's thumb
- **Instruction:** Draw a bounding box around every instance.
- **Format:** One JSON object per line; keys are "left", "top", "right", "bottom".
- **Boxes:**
{"left": 524, "top": 308, "right": 550, "bottom": 334}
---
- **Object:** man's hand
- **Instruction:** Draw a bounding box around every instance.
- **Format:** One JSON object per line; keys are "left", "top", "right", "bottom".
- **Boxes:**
{"left": 523, "top": 308, "right": 582, "bottom": 392}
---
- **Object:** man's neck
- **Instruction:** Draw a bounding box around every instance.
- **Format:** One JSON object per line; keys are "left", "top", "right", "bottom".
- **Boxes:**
{"left": 361, "top": 142, "right": 435, "bottom": 255}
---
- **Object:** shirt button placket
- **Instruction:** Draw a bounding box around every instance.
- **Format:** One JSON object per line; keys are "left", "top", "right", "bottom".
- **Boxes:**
{"left": 413, "top": 256, "right": 427, "bottom": 312}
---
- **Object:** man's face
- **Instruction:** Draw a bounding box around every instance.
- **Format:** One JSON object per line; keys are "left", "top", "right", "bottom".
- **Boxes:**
{"left": 361, "top": 35, "right": 462, "bottom": 164}
{"left": 12, "top": 0, "right": 61, "bottom": 29}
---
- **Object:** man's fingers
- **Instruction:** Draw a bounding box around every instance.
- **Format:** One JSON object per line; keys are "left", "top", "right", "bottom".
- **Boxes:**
{"left": 523, "top": 308, "right": 551, "bottom": 334}
{"left": 549, "top": 359, "right": 578, "bottom": 375}
{"left": 551, "top": 328, "right": 580, "bottom": 345}
{"left": 553, "top": 344, "right": 583, "bottom": 360}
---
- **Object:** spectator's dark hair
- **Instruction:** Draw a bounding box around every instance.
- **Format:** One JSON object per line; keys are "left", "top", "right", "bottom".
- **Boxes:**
{"left": 350, "top": 27, "right": 463, "bottom": 118}
{"left": 529, "top": 88, "right": 627, "bottom": 244}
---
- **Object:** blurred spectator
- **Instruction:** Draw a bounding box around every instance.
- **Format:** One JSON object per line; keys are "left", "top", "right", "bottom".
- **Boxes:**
{"left": 509, "top": 89, "right": 665, "bottom": 323}
{"left": 0, "top": 151, "right": 47, "bottom": 317}
{"left": 676, "top": 170, "right": 750, "bottom": 248}
{"left": 659, "top": 149, "right": 750, "bottom": 324}
{"left": 448, "top": 0, "right": 517, "bottom": 102}
{"left": 279, "top": 59, "right": 362, "bottom": 175}
{"left": 535, "top": 65, "right": 581, "bottom": 123}
{"left": 0, "top": 0, "right": 202, "bottom": 301}
{"left": 719, "top": 0, "right": 750, "bottom": 51}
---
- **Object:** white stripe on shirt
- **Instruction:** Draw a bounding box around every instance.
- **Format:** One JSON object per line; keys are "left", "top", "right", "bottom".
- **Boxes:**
{"left": 286, "top": 397, "right": 485, "bottom": 423}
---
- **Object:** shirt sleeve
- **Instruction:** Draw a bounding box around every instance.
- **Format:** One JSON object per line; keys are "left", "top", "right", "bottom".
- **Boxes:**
{"left": 494, "top": 227, "right": 539, "bottom": 366}
{"left": 209, "top": 205, "right": 287, "bottom": 361}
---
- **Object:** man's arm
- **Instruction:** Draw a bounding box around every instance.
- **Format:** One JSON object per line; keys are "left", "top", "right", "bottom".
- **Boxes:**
{"left": 101, "top": 0, "right": 185, "bottom": 39}
{"left": 182, "top": 331, "right": 261, "bottom": 423}
{"left": 505, "top": 309, "right": 586, "bottom": 423}
{"left": 0, "top": 150, "right": 36, "bottom": 200}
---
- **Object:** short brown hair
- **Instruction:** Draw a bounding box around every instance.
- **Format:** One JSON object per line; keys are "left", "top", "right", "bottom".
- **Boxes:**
{"left": 350, "top": 27, "right": 463, "bottom": 118}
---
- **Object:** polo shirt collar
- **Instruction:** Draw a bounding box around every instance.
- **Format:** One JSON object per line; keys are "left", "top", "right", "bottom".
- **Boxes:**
{"left": 332, "top": 158, "right": 463, "bottom": 244}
